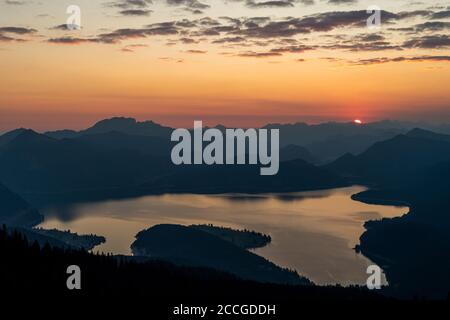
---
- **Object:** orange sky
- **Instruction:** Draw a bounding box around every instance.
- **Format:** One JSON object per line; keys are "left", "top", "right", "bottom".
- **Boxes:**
{"left": 0, "top": 0, "right": 449, "bottom": 130}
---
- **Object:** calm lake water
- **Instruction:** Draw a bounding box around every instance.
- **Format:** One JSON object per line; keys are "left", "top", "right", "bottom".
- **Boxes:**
{"left": 39, "top": 186, "right": 407, "bottom": 286}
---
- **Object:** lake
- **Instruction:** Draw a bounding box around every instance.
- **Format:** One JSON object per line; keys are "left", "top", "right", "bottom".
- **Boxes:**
{"left": 39, "top": 186, "right": 407, "bottom": 286}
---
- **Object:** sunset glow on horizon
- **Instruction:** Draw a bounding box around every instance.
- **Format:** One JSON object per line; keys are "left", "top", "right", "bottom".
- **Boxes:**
{"left": 0, "top": 0, "right": 449, "bottom": 131}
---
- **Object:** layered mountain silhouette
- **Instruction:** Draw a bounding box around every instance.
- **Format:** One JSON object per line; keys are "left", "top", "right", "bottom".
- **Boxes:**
{"left": 337, "top": 128, "right": 450, "bottom": 298}
{"left": 280, "top": 144, "right": 319, "bottom": 164}
{"left": 0, "top": 129, "right": 170, "bottom": 202}
{"left": 2, "top": 118, "right": 450, "bottom": 298}
{"left": 327, "top": 129, "right": 450, "bottom": 185}
{"left": 264, "top": 120, "right": 414, "bottom": 162}
{"left": 45, "top": 117, "right": 172, "bottom": 139}
{"left": 406, "top": 127, "right": 450, "bottom": 142}
{"left": 143, "top": 158, "right": 346, "bottom": 194}
{"left": 42, "top": 117, "right": 450, "bottom": 163}
{"left": 0, "top": 128, "right": 32, "bottom": 147}
{"left": 0, "top": 119, "right": 348, "bottom": 205}
{"left": 74, "top": 131, "right": 171, "bottom": 157}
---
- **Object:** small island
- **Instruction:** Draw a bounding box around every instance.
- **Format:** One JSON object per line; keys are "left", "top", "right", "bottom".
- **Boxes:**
{"left": 189, "top": 224, "right": 271, "bottom": 249}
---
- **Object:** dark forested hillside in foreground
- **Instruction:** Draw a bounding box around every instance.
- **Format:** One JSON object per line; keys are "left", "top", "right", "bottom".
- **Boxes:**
{"left": 0, "top": 225, "right": 382, "bottom": 301}
{"left": 353, "top": 170, "right": 450, "bottom": 299}
{"left": 328, "top": 128, "right": 450, "bottom": 299}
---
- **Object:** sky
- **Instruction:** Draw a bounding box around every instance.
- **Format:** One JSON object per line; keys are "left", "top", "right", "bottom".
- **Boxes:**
{"left": 0, "top": 0, "right": 449, "bottom": 131}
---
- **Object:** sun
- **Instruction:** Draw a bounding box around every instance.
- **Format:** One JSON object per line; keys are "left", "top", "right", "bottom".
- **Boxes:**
{"left": 354, "top": 119, "right": 363, "bottom": 124}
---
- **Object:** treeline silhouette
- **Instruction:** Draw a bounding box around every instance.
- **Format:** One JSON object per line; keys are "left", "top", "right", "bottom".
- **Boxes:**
{"left": 190, "top": 224, "right": 272, "bottom": 249}
{"left": 0, "top": 225, "right": 383, "bottom": 301}
{"left": 131, "top": 224, "right": 304, "bottom": 285}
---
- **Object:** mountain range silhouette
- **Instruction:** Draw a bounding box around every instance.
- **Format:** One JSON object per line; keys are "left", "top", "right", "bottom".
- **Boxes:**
{"left": 1, "top": 117, "right": 450, "bottom": 298}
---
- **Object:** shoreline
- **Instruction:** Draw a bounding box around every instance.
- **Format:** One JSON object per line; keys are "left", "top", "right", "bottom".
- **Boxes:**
{"left": 36, "top": 185, "right": 406, "bottom": 287}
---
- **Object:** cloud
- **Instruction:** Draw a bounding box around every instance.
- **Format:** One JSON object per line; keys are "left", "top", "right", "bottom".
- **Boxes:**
{"left": 105, "top": 0, "right": 153, "bottom": 16}
{"left": 234, "top": 43, "right": 314, "bottom": 58}
{"left": 431, "top": 10, "right": 450, "bottom": 19}
{"left": 46, "top": 20, "right": 185, "bottom": 45}
{"left": 96, "top": 22, "right": 180, "bottom": 43}
{"left": 166, "top": 0, "right": 210, "bottom": 10}
{"left": 0, "top": 34, "right": 16, "bottom": 42}
{"left": 39, "top": 5, "right": 450, "bottom": 61}
{"left": 396, "top": 10, "right": 433, "bottom": 19}
{"left": 229, "top": 0, "right": 315, "bottom": 8}
{"left": 47, "top": 37, "right": 96, "bottom": 45}
{"left": 4, "top": 0, "right": 29, "bottom": 5}
{"left": 0, "top": 26, "right": 36, "bottom": 42}
{"left": 0, "top": 26, "right": 36, "bottom": 34}
{"left": 403, "top": 34, "right": 450, "bottom": 48}
{"left": 245, "top": 1, "right": 296, "bottom": 9}
{"left": 415, "top": 21, "right": 450, "bottom": 32}
{"left": 327, "top": 0, "right": 357, "bottom": 4}
{"left": 121, "top": 43, "right": 148, "bottom": 52}
{"left": 50, "top": 24, "right": 83, "bottom": 31}
{"left": 119, "top": 9, "right": 152, "bottom": 16}
{"left": 179, "top": 37, "right": 199, "bottom": 43}
{"left": 237, "top": 51, "right": 282, "bottom": 57}
{"left": 351, "top": 55, "right": 450, "bottom": 65}
{"left": 159, "top": 56, "right": 184, "bottom": 63}
{"left": 325, "top": 42, "right": 402, "bottom": 51}
{"left": 269, "top": 44, "right": 315, "bottom": 53}
{"left": 212, "top": 36, "right": 246, "bottom": 44}
{"left": 106, "top": 0, "right": 153, "bottom": 9}
{"left": 185, "top": 49, "right": 207, "bottom": 53}
{"left": 224, "top": 10, "right": 401, "bottom": 38}
{"left": 50, "top": 24, "right": 72, "bottom": 31}
{"left": 322, "top": 33, "right": 402, "bottom": 51}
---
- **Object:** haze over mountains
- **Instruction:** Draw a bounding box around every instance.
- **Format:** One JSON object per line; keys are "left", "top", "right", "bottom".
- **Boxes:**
{"left": 265, "top": 120, "right": 450, "bottom": 162}
{"left": 2, "top": 116, "right": 450, "bottom": 203}
{"left": 2, "top": 117, "right": 450, "bottom": 298}
{"left": 327, "top": 128, "right": 450, "bottom": 298}
{"left": 11, "top": 117, "right": 450, "bottom": 162}
{"left": 0, "top": 117, "right": 357, "bottom": 205}
{"left": 327, "top": 129, "right": 450, "bottom": 186}
{"left": 325, "top": 127, "right": 450, "bottom": 227}
{"left": 42, "top": 117, "right": 450, "bottom": 162}
{"left": 0, "top": 128, "right": 170, "bottom": 200}
{"left": 0, "top": 182, "right": 42, "bottom": 227}
{"left": 1, "top": 117, "right": 450, "bottom": 205}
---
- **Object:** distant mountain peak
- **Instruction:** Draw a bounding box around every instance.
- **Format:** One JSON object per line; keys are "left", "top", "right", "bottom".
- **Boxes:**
{"left": 9, "top": 129, "right": 56, "bottom": 146}
{"left": 91, "top": 117, "right": 137, "bottom": 128}
{"left": 407, "top": 127, "right": 434, "bottom": 135}
{"left": 0, "top": 128, "right": 34, "bottom": 147}
{"left": 15, "top": 129, "right": 46, "bottom": 139}
{"left": 141, "top": 119, "right": 160, "bottom": 126}
{"left": 73, "top": 117, "right": 173, "bottom": 138}
{"left": 406, "top": 128, "right": 450, "bottom": 142}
